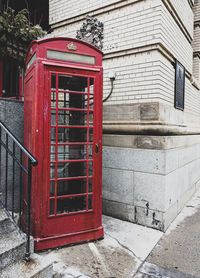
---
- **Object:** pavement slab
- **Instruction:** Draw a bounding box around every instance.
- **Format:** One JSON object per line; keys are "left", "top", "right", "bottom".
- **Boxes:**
{"left": 39, "top": 215, "right": 163, "bottom": 278}
{"left": 135, "top": 262, "right": 199, "bottom": 278}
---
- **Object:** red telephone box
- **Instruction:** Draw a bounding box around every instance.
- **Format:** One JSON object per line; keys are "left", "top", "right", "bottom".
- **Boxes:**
{"left": 24, "top": 37, "right": 103, "bottom": 250}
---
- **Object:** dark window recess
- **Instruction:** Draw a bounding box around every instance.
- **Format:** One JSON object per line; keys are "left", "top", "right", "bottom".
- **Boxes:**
{"left": 174, "top": 60, "right": 185, "bottom": 110}
{"left": 2, "top": 57, "right": 20, "bottom": 98}
{"left": 2, "top": 0, "right": 49, "bottom": 31}
{"left": 0, "top": 0, "right": 3, "bottom": 13}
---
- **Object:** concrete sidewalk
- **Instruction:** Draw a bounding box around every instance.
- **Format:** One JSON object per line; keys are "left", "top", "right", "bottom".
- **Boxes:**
{"left": 39, "top": 216, "right": 163, "bottom": 277}
{"left": 39, "top": 189, "right": 200, "bottom": 278}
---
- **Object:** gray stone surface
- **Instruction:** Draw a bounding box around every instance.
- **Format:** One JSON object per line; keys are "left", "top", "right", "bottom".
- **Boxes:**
{"left": 102, "top": 198, "right": 135, "bottom": 222}
{"left": 102, "top": 141, "right": 200, "bottom": 231}
{"left": 0, "top": 98, "right": 24, "bottom": 143}
{"left": 136, "top": 262, "right": 199, "bottom": 278}
{"left": 146, "top": 190, "right": 200, "bottom": 277}
{"left": 103, "top": 103, "right": 141, "bottom": 122}
{"left": 133, "top": 171, "right": 165, "bottom": 211}
{"left": 140, "top": 103, "right": 159, "bottom": 120}
{"left": 0, "top": 230, "right": 26, "bottom": 269}
{"left": 102, "top": 167, "right": 134, "bottom": 204}
{"left": 103, "top": 134, "right": 200, "bottom": 150}
{"left": 0, "top": 253, "right": 53, "bottom": 278}
{"left": 0, "top": 209, "right": 53, "bottom": 277}
{"left": 0, "top": 98, "right": 24, "bottom": 212}
{"left": 103, "top": 102, "right": 200, "bottom": 135}
{"left": 103, "top": 147, "right": 166, "bottom": 174}
{"left": 39, "top": 215, "right": 162, "bottom": 278}
{"left": 0, "top": 208, "right": 15, "bottom": 235}
{"left": 134, "top": 206, "right": 164, "bottom": 231}
{"left": 62, "top": 267, "right": 92, "bottom": 278}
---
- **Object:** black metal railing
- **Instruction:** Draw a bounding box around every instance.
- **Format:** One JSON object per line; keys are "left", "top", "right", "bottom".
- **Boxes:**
{"left": 0, "top": 121, "right": 38, "bottom": 262}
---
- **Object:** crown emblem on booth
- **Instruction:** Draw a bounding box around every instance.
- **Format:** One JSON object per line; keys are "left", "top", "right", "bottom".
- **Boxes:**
{"left": 67, "top": 43, "right": 77, "bottom": 51}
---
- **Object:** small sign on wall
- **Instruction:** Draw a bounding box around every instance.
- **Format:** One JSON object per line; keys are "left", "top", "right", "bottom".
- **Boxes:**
{"left": 174, "top": 60, "right": 185, "bottom": 110}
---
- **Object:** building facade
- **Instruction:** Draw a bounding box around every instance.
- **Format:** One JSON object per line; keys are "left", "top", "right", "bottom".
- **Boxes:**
{"left": 49, "top": 0, "right": 200, "bottom": 231}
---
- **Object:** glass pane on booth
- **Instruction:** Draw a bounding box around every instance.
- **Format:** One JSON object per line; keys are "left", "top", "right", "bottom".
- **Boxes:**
{"left": 57, "top": 110, "right": 88, "bottom": 126}
{"left": 57, "top": 179, "right": 87, "bottom": 196}
{"left": 89, "top": 78, "right": 94, "bottom": 94}
{"left": 51, "top": 74, "right": 56, "bottom": 90}
{"left": 51, "top": 110, "right": 56, "bottom": 125}
{"left": 51, "top": 128, "right": 56, "bottom": 143}
{"left": 57, "top": 162, "right": 87, "bottom": 178}
{"left": 57, "top": 196, "right": 86, "bottom": 214}
{"left": 51, "top": 92, "right": 56, "bottom": 107}
{"left": 89, "top": 179, "right": 93, "bottom": 193}
{"left": 58, "top": 92, "right": 90, "bottom": 110}
{"left": 50, "top": 181, "right": 55, "bottom": 196}
{"left": 50, "top": 146, "right": 56, "bottom": 161}
{"left": 50, "top": 163, "right": 55, "bottom": 179}
{"left": 56, "top": 127, "right": 93, "bottom": 143}
{"left": 57, "top": 144, "right": 87, "bottom": 161}
{"left": 88, "top": 195, "right": 93, "bottom": 210}
{"left": 58, "top": 75, "right": 88, "bottom": 92}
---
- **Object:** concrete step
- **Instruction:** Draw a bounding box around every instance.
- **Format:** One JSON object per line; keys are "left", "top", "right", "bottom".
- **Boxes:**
{"left": 0, "top": 208, "right": 16, "bottom": 235}
{"left": 0, "top": 253, "right": 53, "bottom": 278}
{"left": 0, "top": 230, "right": 27, "bottom": 270}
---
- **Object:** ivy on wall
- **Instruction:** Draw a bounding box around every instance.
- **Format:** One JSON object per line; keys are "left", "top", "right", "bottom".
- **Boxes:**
{"left": 0, "top": 7, "right": 46, "bottom": 64}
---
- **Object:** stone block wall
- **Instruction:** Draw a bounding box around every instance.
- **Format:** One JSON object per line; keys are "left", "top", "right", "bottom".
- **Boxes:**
{"left": 0, "top": 98, "right": 24, "bottom": 211}
{"left": 103, "top": 135, "right": 200, "bottom": 231}
{"left": 0, "top": 98, "right": 24, "bottom": 143}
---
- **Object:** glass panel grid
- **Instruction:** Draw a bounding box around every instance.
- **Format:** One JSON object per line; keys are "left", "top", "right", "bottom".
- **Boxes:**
{"left": 49, "top": 73, "right": 94, "bottom": 216}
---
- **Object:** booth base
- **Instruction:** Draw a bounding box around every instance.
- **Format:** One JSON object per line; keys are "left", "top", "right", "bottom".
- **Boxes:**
{"left": 34, "top": 226, "right": 104, "bottom": 251}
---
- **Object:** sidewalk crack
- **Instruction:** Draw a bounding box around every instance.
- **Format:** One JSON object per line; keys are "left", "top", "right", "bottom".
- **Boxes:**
{"left": 104, "top": 231, "right": 142, "bottom": 262}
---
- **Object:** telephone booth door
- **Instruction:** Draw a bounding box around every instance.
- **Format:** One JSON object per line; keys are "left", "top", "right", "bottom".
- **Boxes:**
{"left": 24, "top": 37, "right": 103, "bottom": 251}
{"left": 42, "top": 67, "right": 101, "bottom": 239}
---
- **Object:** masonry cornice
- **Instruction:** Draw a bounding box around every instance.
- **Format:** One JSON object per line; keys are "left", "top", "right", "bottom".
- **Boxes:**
{"left": 50, "top": 0, "right": 193, "bottom": 44}
{"left": 162, "top": 0, "right": 193, "bottom": 43}
{"left": 103, "top": 122, "right": 200, "bottom": 135}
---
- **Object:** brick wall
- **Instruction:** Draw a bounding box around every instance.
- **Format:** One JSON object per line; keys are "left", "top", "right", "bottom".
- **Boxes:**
{"left": 170, "top": 0, "right": 193, "bottom": 38}
{"left": 49, "top": 0, "right": 200, "bottom": 128}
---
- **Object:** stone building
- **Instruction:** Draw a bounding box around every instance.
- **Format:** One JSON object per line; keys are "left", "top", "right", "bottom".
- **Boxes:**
{"left": 42, "top": 0, "right": 200, "bottom": 231}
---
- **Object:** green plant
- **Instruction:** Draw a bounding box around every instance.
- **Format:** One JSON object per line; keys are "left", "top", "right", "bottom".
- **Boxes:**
{"left": 0, "top": 7, "right": 47, "bottom": 63}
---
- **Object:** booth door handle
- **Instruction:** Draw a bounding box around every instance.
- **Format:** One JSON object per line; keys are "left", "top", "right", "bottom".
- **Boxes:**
{"left": 95, "top": 143, "right": 99, "bottom": 155}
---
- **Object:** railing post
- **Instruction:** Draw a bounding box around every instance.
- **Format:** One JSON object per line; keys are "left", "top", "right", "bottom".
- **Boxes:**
{"left": 12, "top": 141, "right": 15, "bottom": 219}
{"left": 19, "top": 150, "right": 23, "bottom": 228}
{"left": 25, "top": 158, "right": 32, "bottom": 262}
{"left": 5, "top": 133, "right": 8, "bottom": 209}
{"left": 0, "top": 126, "right": 1, "bottom": 200}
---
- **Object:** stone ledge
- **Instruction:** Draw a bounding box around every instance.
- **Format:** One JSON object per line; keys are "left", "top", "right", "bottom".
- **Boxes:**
{"left": 103, "top": 102, "right": 200, "bottom": 136}
{"left": 103, "top": 123, "right": 200, "bottom": 135}
{"left": 103, "top": 134, "right": 200, "bottom": 150}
